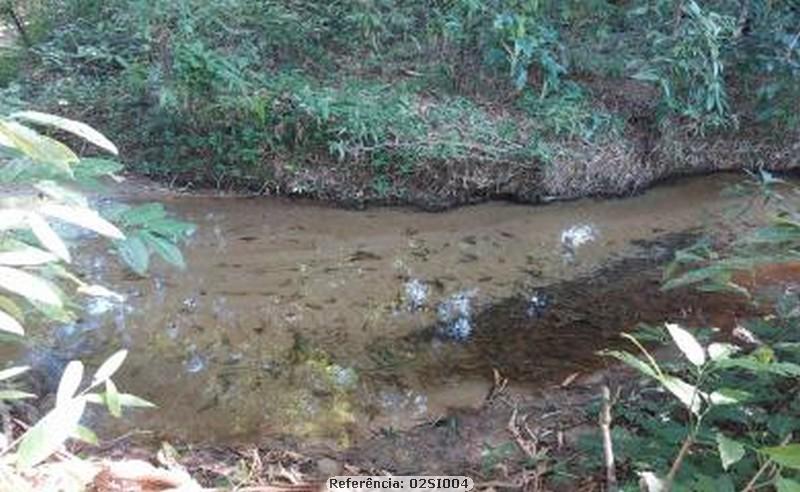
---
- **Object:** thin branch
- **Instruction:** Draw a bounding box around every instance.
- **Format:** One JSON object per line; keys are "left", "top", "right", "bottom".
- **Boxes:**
{"left": 672, "top": 1, "right": 684, "bottom": 36}
{"left": 741, "top": 434, "right": 793, "bottom": 492}
{"left": 600, "top": 385, "right": 618, "bottom": 492}
{"left": 665, "top": 432, "right": 694, "bottom": 490}
{"left": 2, "top": 1, "right": 30, "bottom": 47}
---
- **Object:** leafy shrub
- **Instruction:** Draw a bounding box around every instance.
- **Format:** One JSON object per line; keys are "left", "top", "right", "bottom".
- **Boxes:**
{"left": 7, "top": 0, "right": 800, "bottom": 193}
{"left": 0, "top": 111, "right": 191, "bottom": 487}
{"left": 590, "top": 173, "right": 800, "bottom": 489}
{"left": 633, "top": 1, "right": 737, "bottom": 131}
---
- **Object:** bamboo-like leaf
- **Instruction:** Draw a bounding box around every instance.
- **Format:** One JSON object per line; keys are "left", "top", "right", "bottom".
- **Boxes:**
{"left": 28, "top": 214, "right": 70, "bottom": 262}
{"left": 12, "top": 111, "right": 118, "bottom": 155}
{"left": 85, "top": 392, "right": 156, "bottom": 408}
{"left": 17, "top": 396, "right": 86, "bottom": 468}
{"left": 105, "top": 379, "right": 121, "bottom": 417}
{"left": 0, "top": 121, "right": 78, "bottom": 172}
{"left": 78, "top": 284, "right": 123, "bottom": 301}
{"left": 0, "top": 266, "right": 62, "bottom": 306}
{"left": 117, "top": 393, "right": 156, "bottom": 408}
{"left": 71, "top": 425, "right": 98, "bottom": 445}
{"left": 0, "top": 390, "right": 36, "bottom": 400}
{"left": 0, "top": 366, "right": 28, "bottom": 381}
{"left": 601, "top": 350, "right": 658, "bottom": 378}
{"left": 39, "top": 203, "right": 124, "bottom": 239}
{"left": 0, "top": 295, "right": 23, "bottom": 320}
{"left": 0, "top": 309, "right": 23, "bottom": 335}
{"left": 56, "top": 361, "right": 84, "bottom": 407}
{"left": 34, "top": 181, "right": 88, "bottom": 207}
{"left": 0, "top": 245, "right": 57, "bottom": 266}
{"left": 92, "top": 350, "right": 127, "bottom": 386}
{"left": 0, "top": 209, "right": 27, "bottom": 230}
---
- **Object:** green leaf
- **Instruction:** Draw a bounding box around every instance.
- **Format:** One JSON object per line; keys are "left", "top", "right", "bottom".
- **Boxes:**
{"left": 661, "top": 375, "right": 704, "bottom": 415}
{"left": 709, "top": 388, "right": 750, "bottom": 405}
{"left": 39, "top": 203, "right": 124, "bottom": 239}
{"left": 28, "top": 214, "right": 70, "bottom": 262}
{"left": 92, "top": 350, "right": 127, "bottom": 386}
{"left": 777, "top": 477, "right": 800, "bottom": 492}
{"left": 85, "top": 392, "right": 156, "bottom": 408}
{"left": 12, "top": 111, "right": 118, "bottom": 155}
{"left": 638, "top": 471, "right": 667, "bottom": 492}
{"left": 0, "top": 366, "right": 28, "bottom": 381}
{"left": 116, "top": 235, "right": 149, "bottom": 275}
{"left": 0, "top": 309, "right": 23, "bottom": 335}
{"left": 662, "top": 264, "right": 729, "bottom": 291}
{"left": 120, "top": 203, "right": 166, "bottom": 227}
{"left": 141, "top": 232, "right": 185, "bottom": 269}
{"left": 761, "top": 444, "right": 800, "bottom": 469}
{"left": 56, "top": 361, "right": 84, "bottom": 407}
{"left": 0, "top": 295, "right": 22, "bottom": 321}
{"left": 666, "top": 323, "right": 706, "bottom": 366}
{"left": 601, "top": 350, "right": 658, "bottom": 379}
{"left": 117, "top": 393, "right": 156, "bottom": 408}
{"left": 71, "top": 425, "right": 98, "bottom": 446}
{"left": 0, "top": 245, "right": 57, "bottom": 266}
{"left": 146, "top": 218, "right": 195, "bottom": 240}
{"left": 0, "top": 266, "right": 62, "bottom": 306}
{"left": 716, "top": 433, "right": 745, "bottom": 470}
{"left": 0, "top": 390, "right": 36, "bottom": 400}
{"left": 0, "top": 121, "right": 78, "bottom": 173}
{"left": 105, "top": 379, "right": 121, "bottom": 418}
{"left": 78, "top": 284, "right": 123, "bottom": 301}
{"left": 34, "top": 180, "right": 88, "bottom": 207}
{"left": 17, "top": 396, "right": 86, "bottom": 468}
{"left": 719, "top": 358, "right": 800, "bottom": 377}
{"left": 74, "top": 158, "right": 123, "bottom": 179}
{"left": 0, "top": 209, "right": 26, "bottom": 231}
{"left": 708, "top": 343, "right": 738, "bottom": 361}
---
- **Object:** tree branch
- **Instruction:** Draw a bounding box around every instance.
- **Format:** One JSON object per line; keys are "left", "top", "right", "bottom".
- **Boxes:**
{"left": 600, "top": 385, "right": 618, "bottom": 492}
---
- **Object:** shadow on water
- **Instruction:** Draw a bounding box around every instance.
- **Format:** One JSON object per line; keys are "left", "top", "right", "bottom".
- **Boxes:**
{"left": 367, "top": 233, "right": 753, "bottom": 390}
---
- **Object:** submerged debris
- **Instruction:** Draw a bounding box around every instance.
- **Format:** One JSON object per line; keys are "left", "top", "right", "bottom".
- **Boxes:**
{"left": 329, "top": 364, "right": 358, "bottom": 388}
{"left": 403, "top": 278, "right": 430, "bottom": 311}
{"left": 526, "top": 291, "right": 551, "bottom": 319}
{"left": 436, "top": 289, "right": 477, "bottom": 341}
{"left": 184, "top": 347, "right": 206, "bottom": 373}
{"left": 560, "top": 224, "right": 597, "bottom": 260}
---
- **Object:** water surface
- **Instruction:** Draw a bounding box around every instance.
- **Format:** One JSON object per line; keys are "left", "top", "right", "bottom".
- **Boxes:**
{"left": 10, "top": 175, "right": 765, "bottom": 445}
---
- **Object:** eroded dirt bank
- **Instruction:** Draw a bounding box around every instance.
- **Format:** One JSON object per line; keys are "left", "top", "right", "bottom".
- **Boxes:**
{"left": 204, "top": 115, "right": 800, "bottom": 211}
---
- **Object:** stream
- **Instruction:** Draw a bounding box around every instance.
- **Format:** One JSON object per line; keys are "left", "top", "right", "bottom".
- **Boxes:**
{"left": 4, "top": 174, "right": 768, "bottom": 447}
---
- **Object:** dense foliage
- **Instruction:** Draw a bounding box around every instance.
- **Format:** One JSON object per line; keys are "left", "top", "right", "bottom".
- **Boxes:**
{"left": 1, "top": 1, "right": 798, "bottom": 202}
{"left": 570, "top": 174, "right": 800, "bottom": 490}
{"left": 0, "top": 111, "right": 192, "bottom": 489}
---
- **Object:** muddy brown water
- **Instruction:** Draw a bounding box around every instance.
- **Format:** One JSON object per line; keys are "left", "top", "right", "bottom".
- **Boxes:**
{"left": 3, "top": 174, "right": 772, "bottom": 447}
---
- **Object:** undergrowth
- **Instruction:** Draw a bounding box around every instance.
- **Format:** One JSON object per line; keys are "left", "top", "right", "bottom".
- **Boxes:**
{"left": 0, "top": 0, "right": 798, "bottom": 199}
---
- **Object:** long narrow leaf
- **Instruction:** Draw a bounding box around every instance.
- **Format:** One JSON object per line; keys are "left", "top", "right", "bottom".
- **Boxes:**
{"left": 12, "top": 111, "right": 118, "bottom": 155}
